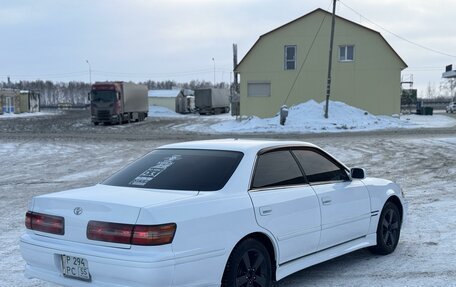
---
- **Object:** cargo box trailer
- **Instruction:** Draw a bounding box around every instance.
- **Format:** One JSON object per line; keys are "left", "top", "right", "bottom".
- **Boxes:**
{"left": 194, "top": 88, "right": 230, "bottom": 115}
{"left": 89, "top": 82, "right": 148, "bottom": 125}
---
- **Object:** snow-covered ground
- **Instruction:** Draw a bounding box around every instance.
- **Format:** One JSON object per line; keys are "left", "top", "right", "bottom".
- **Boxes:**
{"left": 0, "top": 110, "right": 61, "bottom": 119}
{"left": 149, "top": 101, "right": 456, "bottom": 134}
{"left": 2, "top": 103, "right": 453, "bottom": 138}
{"left": 1, "top": 134, "right": 455, "bottom": 286}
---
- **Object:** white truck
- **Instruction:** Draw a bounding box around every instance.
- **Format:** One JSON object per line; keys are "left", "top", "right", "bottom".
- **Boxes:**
{"left": 194, "top": 88, "right": 230, "bottom": 115}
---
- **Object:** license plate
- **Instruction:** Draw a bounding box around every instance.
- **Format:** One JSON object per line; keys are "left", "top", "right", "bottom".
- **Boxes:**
{"left": 61, "top": 255, "right": 91, "bottom": 281}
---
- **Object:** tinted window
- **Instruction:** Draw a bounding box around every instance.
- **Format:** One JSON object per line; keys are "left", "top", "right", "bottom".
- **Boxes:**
{"left": 292, "top": 149, "right": 349, "bottom": 183}
{"left": 103, "top": 149, "right": 243, "bottom": 191}
{"left": 252, "top": 150, "right": 306, "bottom": 189}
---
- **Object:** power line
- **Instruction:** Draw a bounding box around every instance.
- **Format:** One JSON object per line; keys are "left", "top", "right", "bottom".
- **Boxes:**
{"left": 283, "top": 1, "right": 332, "bottom": 106}
{"left": 0, "top": 71, "right": 87, "bottom": 78}
{"left": 406, "top": 67, "right": 443, "bottom": 71}
{"left": 0, "top": 67, "right": 233, "bottom": 81}
{"left": 92, "top": 68, "right": 231, "bottom": 78}
{"left": 339, "top": 0, "right": 456, "bottom": 58}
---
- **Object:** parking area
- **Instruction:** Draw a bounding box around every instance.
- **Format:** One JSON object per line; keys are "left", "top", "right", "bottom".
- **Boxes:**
{"left": 1, "top": 111, "right": 455, "bottom": 286}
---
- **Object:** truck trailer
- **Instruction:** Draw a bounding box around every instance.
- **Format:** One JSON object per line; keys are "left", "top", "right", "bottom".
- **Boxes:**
{"left": 194, "top": 88, "right": 230, "bottom": 115}
{"left": 89, "top": 82, "right": 148, "bottom": 125}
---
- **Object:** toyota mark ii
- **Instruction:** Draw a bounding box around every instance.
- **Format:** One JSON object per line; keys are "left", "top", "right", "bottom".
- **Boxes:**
{"left": 20, "top": 139, "right": 407, "bottom": 287}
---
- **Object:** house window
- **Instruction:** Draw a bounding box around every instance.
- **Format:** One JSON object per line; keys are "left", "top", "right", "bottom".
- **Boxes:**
{"left": 339, "top": 45, "right": 354, "bottom": 61}
{"left": 284, "top": 45, "right": 296, "bottom": 70}
{"left": 248, "top": 82, "right": 271, "bottom": 97}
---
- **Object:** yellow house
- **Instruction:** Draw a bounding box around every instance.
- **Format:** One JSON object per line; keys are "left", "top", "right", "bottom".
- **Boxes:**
{"left": 235, "top": 8, "right": 407, "bottom": 118}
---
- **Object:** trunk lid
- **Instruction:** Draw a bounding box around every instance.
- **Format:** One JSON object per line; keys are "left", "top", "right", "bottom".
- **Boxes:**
{"left": 30, "top": 184, "right": 198, "bottom": 248}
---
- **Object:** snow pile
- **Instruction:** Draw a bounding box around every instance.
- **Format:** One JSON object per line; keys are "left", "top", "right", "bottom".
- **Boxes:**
{"left": 148, "top": 105, "right": 183, "bottom": 117}
{"left": 148, "top": 105, "right": 232, "bottom": 120}
{"left": 398, "top": 113, "right": 456, "bottom": 128}
{"left": 0, "top": 111, "right": 58, "bottom": 119}
{"left": 210, "top": 100, "right": 456, "bottom": 134}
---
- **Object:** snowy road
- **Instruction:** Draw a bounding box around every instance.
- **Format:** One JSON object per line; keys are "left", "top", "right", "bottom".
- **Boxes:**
{"left": 1, "top": 133, "right": 455, "bottom": 287}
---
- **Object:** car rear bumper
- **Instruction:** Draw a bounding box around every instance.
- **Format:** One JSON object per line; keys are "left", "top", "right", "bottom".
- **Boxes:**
{"left": 20, "top": 233, "right": 174, "bottom": 287}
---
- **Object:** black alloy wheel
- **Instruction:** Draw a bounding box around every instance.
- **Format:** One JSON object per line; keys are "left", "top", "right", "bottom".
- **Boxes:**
{"left": 222, "top": 239, "right": 273, "bottom": 287}
{"left": 370, "top": 201, "right": 401, "bottom": 255}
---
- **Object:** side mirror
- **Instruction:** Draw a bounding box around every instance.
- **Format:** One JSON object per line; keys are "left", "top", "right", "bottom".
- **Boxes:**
{"left": 350, "top": 168, "right": 366, "bottom": 179}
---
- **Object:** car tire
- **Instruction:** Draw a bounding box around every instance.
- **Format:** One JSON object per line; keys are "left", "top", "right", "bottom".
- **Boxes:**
{"left": 222, "top": 238, "right": 273, "bottom": 287}
{"left": 369, "top": 201, "right": 401, "bottom": 255}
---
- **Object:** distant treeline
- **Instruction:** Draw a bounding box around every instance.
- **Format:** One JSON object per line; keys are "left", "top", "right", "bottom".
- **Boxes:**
{"left": 0, "top": 80, "right": 228, "bottom": 106}
{"left": 418, "top": 96, "right": 454, "bottom": 103}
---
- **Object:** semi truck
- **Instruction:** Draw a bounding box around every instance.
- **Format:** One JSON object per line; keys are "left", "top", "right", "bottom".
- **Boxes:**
{"left": 89, "top": 82, "right": 148, "bottom": 125}
{"left": 194, "top": 88, "right": 230, "bottom": 115}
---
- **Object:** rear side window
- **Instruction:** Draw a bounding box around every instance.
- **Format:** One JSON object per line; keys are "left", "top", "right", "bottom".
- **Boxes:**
{"left": 103, "top": 149, "right": 243, "bottom": 191}
{"left": 292, "top": 149, "right": 349, "bottom": 184}
{"left": 252, "top": 150, "right": 306, "bottom": 189}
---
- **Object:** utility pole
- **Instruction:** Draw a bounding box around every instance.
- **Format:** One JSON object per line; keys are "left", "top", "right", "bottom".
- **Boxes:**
{"left": 324, "top": 0, "right": 337, "bottom": 119}
{"left": 231, "top": 43, "right": 240, "bottom": 117}
{"left": 85, "top": 60, "right": 92, "bottom": 85}
{"left": 212, "top": 57, "right": 216, "bottom": 87}
{"left": 233, "top": 44, "right": 239, "bottom": 93}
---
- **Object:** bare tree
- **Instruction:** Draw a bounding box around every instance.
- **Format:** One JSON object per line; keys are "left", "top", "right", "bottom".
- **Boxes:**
{"left": 439, "top": 78, "right": 456, "bottom": 100}
{"left": 424, "top": 81, "right": 437, "bottom": 99}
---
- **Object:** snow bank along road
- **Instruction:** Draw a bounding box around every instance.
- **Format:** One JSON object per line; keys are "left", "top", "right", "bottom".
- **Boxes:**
{"left": 1, "top": 127, "right": 455, "bottom": 286}
{"left": 1, "top": 109, "right": 456, "bottom": 141}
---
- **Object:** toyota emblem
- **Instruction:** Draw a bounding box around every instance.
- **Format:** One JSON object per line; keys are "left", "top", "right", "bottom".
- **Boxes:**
{"left": 74, "top": 207, "right": 83, "bottom": 216}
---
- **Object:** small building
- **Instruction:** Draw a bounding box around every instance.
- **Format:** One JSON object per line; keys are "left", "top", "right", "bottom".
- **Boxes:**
{"left": 148, "top": 89, "right": 194, "bottom": 113}
{"left": 235, "top": 8, "right": 407, "bottom": 118}
{"left": 20, "top": 90, "right": 41, "bottom": 113}
{"left": 0, "top": 89, "right": 41, "bottom": 114}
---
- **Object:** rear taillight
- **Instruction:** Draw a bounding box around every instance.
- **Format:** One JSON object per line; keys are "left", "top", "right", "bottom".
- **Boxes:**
{"left": 86, "top": 221, "right": 133, "bottom": 244}
{"left": 131, "top": 224, "right": 177, "bottom": 246}
{"left": 87, "top": 221, "right": 176, "bottom": 246}
{"left": 25, "top": 211, "right": 65, "bottom": 235}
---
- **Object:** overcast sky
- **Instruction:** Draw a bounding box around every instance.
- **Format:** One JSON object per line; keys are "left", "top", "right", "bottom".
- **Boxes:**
{"left": 1, "top": 0, "right": 455, "bottom": 95}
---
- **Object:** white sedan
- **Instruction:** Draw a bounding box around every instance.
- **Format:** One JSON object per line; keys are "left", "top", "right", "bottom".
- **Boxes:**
{"left": 20, "top": 139, "right": 407, "bottom": 287}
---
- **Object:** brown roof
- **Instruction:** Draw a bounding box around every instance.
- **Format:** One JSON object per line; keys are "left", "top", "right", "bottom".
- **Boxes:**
{"left": 235, "top": 8, "right": 407, "bottom": 71}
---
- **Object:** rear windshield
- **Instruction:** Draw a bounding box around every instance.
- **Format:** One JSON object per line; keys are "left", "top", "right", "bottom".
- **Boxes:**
{"left": 102, "top": 149, "right": 243, "bottom": 191}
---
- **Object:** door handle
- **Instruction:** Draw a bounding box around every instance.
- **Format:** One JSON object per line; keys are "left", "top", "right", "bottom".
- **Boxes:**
{"left": 322, "top": 197, "right": 332, "bottom": 205}
{"left": 259, "top": 207, "right": 272, "bottom": 216}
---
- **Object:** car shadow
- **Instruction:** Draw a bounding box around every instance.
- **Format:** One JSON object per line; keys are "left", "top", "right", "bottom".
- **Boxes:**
{"left": 276, "top": 248, "right": 382, "bottom": 286}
